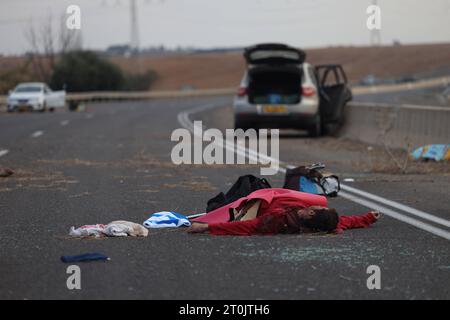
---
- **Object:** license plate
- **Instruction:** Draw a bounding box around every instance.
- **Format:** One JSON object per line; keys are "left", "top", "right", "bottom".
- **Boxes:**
{"left": 262, "top": 105, "right": 287, "bottom": 113}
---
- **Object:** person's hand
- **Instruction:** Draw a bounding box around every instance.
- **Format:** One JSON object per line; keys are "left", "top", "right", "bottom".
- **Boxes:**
{"left": 187, "top": 223, "right": 209, "bottom": 234}
{"left": 369, "top": 210, "right": 382, "bottom": 220}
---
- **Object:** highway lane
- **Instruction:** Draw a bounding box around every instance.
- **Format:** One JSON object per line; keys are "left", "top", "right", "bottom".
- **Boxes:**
{"left": 0, "top": 96, "right": 448, "bottom": 299}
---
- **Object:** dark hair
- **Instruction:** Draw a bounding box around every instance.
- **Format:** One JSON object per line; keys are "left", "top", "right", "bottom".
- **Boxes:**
{"left": 302, "top": 208, "right": 339, "bottom": 232}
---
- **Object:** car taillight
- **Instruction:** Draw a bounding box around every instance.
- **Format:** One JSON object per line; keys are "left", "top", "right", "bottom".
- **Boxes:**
{"left": 302, "top": 85, "right": 316, "bottom": 97}
{"left": 237, "top": 87, "right": 247, "bottom": 97}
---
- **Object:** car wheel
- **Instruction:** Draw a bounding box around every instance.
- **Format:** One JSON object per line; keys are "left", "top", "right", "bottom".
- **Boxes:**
{"left": 308, "top": 114, "right": 322, "bottom": 138}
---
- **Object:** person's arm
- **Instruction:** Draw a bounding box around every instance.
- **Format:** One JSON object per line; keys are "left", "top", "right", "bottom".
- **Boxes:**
{"left": 208, "top": 219, "right": 262, "bottom": 236}
{"left": 336, "top": 211, "right": 380, "bottom": 233}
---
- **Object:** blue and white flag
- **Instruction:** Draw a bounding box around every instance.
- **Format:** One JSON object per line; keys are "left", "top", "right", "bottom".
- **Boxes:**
{"left": 143, "top": 211, "right": 191, "bottom": 228}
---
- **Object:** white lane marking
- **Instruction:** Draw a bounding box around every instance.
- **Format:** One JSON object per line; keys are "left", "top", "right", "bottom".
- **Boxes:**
{"left": 340, "top": 191, "right": 450, "bottom": 241}
{"left": 31, "top": 131, "right": 43, "bottom": 138}
{"left": 86, "top": 114, "right": 94, "bottom": 119}
{"left": 341, "top": 184, "right": 450, "bottom": 228}
{"left": 0, "top": 149, "right": 9, "bottom": 158}
{"left": 60, "top": 120, "right": 69, "bottom": 126}
{"left": 177, "top": 105, "right": 450, "bottom": 241}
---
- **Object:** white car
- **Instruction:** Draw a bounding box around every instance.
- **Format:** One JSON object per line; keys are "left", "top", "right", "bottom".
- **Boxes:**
{"left": 7, "top": 82, "right": 66, "bottom": 112}
{"left": 233, "top": 43, "right": 352, "bottom": 136}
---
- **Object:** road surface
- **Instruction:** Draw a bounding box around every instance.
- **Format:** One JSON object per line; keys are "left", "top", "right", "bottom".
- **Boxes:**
{"left": 0, "top": 96, "right": 449, "bottom": 299}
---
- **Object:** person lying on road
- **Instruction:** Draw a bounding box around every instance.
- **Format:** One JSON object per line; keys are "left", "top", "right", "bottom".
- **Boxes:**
{"left": 188, "top": 206, "right": 381, "bottom": 235}
{"left": 187, "top": 188, "right": 382, "bottom": 236}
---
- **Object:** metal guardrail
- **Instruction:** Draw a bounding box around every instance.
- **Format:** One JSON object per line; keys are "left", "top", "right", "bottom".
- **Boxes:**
{"left": 0, "top": 88, "right": 236, "bottom": 106}
{"left": 1, "top": 76, "right": 449, "bottom": 106}
{"left": 351, "top": 76, "right": 450, "bottom": 95}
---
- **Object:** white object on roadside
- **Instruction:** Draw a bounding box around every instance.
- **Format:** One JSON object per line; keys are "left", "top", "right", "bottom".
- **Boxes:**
{"left": 69, "top": 224, "right": 106, "bottom": 237}
{"left": 103, "top": 224, "right": 132, "bottom": 237}
{"left": 69, "top": 221, "right": 148, "bottom": 238}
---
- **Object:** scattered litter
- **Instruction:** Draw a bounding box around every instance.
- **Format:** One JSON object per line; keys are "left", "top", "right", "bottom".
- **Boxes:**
{"left": 343, "top": 178, "right": 355, "bottom": 182}
{"left": 69, "top": 220, "right": 148, "bottom": 238}
{"left": 61, "top": 253, "right": 110, "bottom": 263}
{"left": 103, "top": 224, "right": 131, "bottom": 237}
{"left": 0, "top": 167, "right": 14, "bottom": 178}
{"left": 105, "top": 220, "right": 148, "bottom": 237}
{"left": 411, "top": 144, "right": 450, "bottom": 161}
{"left": 283, "top": 163, "right": 340, "bottom": 197}
{"left": 69, "top": 224, "right": 106, "bottom": 237}
{"left": 77, "top": 103, "right": 86, "bottom": 112}
{"left": 143, "top": 211, "right": 191, "bottom": 228}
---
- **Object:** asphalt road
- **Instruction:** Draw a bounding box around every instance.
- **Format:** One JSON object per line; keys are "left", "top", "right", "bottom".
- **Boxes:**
{"left": 0, "top": 96, "right": 448, "bottom": 300}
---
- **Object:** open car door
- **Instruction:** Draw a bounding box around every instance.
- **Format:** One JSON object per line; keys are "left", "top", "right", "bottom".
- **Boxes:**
{"left": 315, "top": 64, "right": 352, "bottom": 127}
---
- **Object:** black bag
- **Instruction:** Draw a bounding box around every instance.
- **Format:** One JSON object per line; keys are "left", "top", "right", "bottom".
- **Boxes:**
{"left": 283, "top": 163, "right": 340, "bottom": 197}
{"left": 206, "top": 175, "right": 272, "bottom": 212}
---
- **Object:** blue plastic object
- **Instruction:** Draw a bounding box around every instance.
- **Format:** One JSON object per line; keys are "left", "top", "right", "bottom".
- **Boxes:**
{"left": 61, "top": 253, "right": 110, "bottom": 263}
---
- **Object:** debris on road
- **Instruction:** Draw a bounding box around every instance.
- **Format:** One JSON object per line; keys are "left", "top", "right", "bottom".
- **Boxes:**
{"left": 69, "top": 220, "right": 148, "bottom": 238}
{"left": 69, "top": 224, "right": 106, "bottom": 237}
{"left": 411, "top": 144, "right": 450, "bottom": 161}
{"left": 283, "top": 163, "right": 340, "bottom": 197}
{"left": 0, "top": 167, "right": 14, "bottom": 177}
{"left": 143, "top": 211, "right": 191, "bottom": 228}
{"left": 61, "top": 253, "right": 110, "bottom": 263}
{"left": 104, "top": 220, "right": 148, "bottom": 237}
{"left": 206, "top": 174, "right": 271, "bottom": 213}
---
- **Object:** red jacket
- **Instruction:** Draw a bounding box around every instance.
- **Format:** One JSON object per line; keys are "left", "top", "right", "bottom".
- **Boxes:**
{"left": 192, "top": 188, "right": 377, "bottom": 236}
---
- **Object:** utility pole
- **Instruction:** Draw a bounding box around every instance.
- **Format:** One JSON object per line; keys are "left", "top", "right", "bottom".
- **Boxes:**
{"left": 130, "top": 0, "right": 140, "bottom": 54}
{"left": 370, "top": 0, "right": 381, "bottom": 46}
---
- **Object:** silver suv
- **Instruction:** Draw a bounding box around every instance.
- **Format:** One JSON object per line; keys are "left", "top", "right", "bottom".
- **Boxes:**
{"left": 233, "top": 43, "right": 352, "bottom": 136}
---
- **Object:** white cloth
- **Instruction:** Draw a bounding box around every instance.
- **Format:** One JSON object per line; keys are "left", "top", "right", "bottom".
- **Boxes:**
{"left": 69, "top": 224, "right": 105, "bottom": 237}
{"left": 103, "top": 224, "right": 132, "bottom": 237}
{"left": 69, "top": 221, "right": 148, "bottom": 237}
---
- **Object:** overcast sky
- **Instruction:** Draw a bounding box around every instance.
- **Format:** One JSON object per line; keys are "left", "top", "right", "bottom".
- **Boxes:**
{"left": 0, "top": 0, "right": 449, "bottom": 55}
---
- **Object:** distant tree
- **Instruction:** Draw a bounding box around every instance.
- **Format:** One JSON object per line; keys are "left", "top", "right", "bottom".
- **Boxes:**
{"left": 25, "top": 15, "right": 82, "bottom": 83}
{"left": 50, "top": 51, "right": 124, "bottom": 92}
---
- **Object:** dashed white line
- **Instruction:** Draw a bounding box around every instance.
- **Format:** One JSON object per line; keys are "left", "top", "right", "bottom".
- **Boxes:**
{"left": 86, "top": 114, "right": 94, "bottom": 119}
{"left": 60, "top": 120, "right": 70, "bottom": 126}
{"left": 0, "top": 149, "right": 9, "bottom": 158}
{"left": 31, "top": 131, "right": 44, "bottom": 138}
